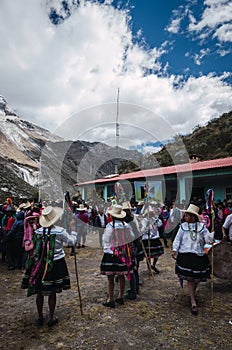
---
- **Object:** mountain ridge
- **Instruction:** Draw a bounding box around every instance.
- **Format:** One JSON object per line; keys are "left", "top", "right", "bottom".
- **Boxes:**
{"left": 0, "top": 95, "right": 231, "bottom": 203}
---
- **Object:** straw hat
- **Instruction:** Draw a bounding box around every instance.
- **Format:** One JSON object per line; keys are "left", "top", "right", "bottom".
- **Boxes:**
{"left": 23, "top": 202, "right": 32, "bottom": 209}
{"left": 108, "top": 204, "right": 126, "bottom": 219}
{"left": 143, "top": 205, "right": 155, "bottom": 217}
{"left": 182, "top": 204, "right": 201, "bottom": 221}
{"left": 122, "top": 201, "right": 135, "bottom": 210}
{"left": 39, "top": 206, "right": 63, "bottom": 227}
{"left": 18, "top": 202, "right": 31, "bottom": 210}
{"left": 76, "top": 204, "right": 86, "bottom": 211}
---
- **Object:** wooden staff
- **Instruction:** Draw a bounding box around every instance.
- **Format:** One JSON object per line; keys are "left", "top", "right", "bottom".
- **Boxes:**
{"left": 206, "top": 188, "right": 215, "bottom": 311}
{"left": 211, "top": 210, "right": 215, "bottom": 311}
{"left": 144, "top": 183, "right": 152, "bottom": 274}
{"left": 139, "top": 238, "right": 156, "bottom": 284}
{"left": 73, "top": 248, "right": 84, "bottom": 315}
{"left": 64, "top": 191, "right": 83, "bottom": 315}
{"left": 147, "top": 210, "right": 151, "bottom": 273}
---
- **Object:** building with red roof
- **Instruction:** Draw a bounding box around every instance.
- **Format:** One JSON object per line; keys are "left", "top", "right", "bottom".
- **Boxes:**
{"left": 75, "top": 157, "right": 232, "bottom": 205}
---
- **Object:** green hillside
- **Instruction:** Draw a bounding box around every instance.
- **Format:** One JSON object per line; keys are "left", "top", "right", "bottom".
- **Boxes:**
{"left": 153, "top": 111, "right": 232, "bottom": 167}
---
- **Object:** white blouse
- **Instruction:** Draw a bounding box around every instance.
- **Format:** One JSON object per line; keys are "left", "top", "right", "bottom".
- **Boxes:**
{"left": 140, "top": 217, "right": 163, "bottom": 240}
{"left": 172, "top": 222, "right": 214, "bottom": 256}
{"left": 35, "top": 226, "right": 77, "bottom": 261}
{"left": 102, "top": 221, "right": 134, "bottom": 254}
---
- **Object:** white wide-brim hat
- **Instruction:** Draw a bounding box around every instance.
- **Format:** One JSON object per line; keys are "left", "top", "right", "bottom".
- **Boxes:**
{"left": 76, "top": 204, "right": 86, "bottom": 211}
{"left": 122, "top": 201, "right": 135, "bottom": 210}
{"left": 143, "top": 205, "right": 157, "bottom": 217}
{"left": 182, "top": 204, "right": 201, "bottom": 221}
{"left": 108, "top": 204, "right": 126, "bottom": 219}
{"left": 20, "top": 201, "right": 31, "bottom": 210}
{"left": 39, "top": 206, "right": 63, "bottom": 227}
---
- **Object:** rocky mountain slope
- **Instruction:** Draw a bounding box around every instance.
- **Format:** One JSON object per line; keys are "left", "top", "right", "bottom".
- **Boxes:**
{"left": 0, "top": 96, "right": 143, "bottom": 202}
{"left": 147, "top": 111, "right": 232, "bottom": 167}
{"left": 0, "top": 95, "right": 62, "bottom": 201}
{"left": 0, "top": 95, "right": 231, "bottom": 203}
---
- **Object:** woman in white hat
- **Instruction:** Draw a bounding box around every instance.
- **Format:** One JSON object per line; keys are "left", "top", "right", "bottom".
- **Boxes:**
{"left": 21, "top": 206, "right": 77, "bottom": 327}
{"left": 137, "top": 205, "right": 164, "bottom": 273}
{"left": 172, "top": 204, "right": 214, "bottom": 315}
{"left": 75, "top": 204, "right": 89, "bottom": 248}
{"left": 100, "top": 204, "right": 135, "bottom": 308}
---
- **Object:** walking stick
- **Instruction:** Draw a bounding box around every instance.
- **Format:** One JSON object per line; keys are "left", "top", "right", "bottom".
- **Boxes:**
{"left": 64, "top": 191, "right": 83, "bottom": 315}
{"left": 73, "top": 247, "right": 84, "bottom": 315}
{"left": 139, "top": 238, "right": 156, "bottom": 285}
{"left": 206, "top": 188, "right": 215, "bottom": 312}
{"left": 143, "top": 187, "right": 152, "bottom": 275}
{"left": 211, "top": 211, "right": 215, "bottom": 312}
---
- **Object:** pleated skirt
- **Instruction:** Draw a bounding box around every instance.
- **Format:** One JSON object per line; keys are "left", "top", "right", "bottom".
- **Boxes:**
{"left": 100, "top": 253, "right": 132, "bottom": 276}
{"left": 175, "top": 252, "right": 211, "bottom": 282}
{"left": 137, "top": 238, "right": 164, "bottom": 261}
{"left": 22, "top": 257, "right": 71, "bottom": 296}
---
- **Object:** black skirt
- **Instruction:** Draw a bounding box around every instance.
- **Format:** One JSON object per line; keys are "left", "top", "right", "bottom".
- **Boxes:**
{"left": 137, "top": 238, "right": 164, "bottom": 261}
{"left": 22, "top": 257, "right": 71, "bottom": 296}
{"left": 100, "top": 253, "right": 132, "bottom": 276}
{"left": 175, "top": 252, "right": 211, "bottom": 282}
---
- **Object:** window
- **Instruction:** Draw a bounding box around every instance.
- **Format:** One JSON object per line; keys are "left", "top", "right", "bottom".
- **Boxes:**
{"left": 226, "top": 187, "right": 232, "bottom": 200}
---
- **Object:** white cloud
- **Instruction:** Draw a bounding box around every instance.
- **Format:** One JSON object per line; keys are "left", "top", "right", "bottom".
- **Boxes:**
{"left": 213, "top": 23, "right": 232, "bottom": 42}
{"left": 0, "top": 0, "right": 231, "bottom": 153}
{"left": 166, "top": 17, "right": 182, "bottom": 34}
{"left": 188, "top": 0, "right": 232, "bottom": 42}
{"left": 166, "top": 6, "right": 187, "bottom": 34}
{"left": 193, "top": 48, "right": 211, "bottom": 65}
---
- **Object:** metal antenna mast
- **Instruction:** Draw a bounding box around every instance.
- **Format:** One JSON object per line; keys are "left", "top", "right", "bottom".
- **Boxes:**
{"left": 115, "top": 88, "right": 120, "bottom": 174}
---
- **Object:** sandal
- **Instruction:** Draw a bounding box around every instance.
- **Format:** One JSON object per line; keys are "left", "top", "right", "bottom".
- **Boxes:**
{"left": 47, "top": 317, "right": 58, "bottom": 327}
{"left": 191, "top": 305, "right": 198, "bottom": 316}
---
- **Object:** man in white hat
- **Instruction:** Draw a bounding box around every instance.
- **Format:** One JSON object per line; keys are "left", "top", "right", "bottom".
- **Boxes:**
{"left": 75, "top": 204, "right": 89, "bottom": 248}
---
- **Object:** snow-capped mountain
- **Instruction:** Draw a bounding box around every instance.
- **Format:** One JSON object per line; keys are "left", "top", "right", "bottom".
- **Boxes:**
{"left": 0, "top": 95, "right": 63, "bottom": 200}
{"left": 0, "top": 95, "right": 144, "bottom": 202}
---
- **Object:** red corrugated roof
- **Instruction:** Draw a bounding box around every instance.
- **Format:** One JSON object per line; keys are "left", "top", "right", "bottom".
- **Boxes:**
{"left": 75, "top": 157, "right": 232, "bottom": 186}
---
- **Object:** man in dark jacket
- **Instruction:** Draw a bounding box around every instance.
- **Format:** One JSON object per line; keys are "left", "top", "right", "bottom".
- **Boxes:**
{"left": 94, "top": 207, "right": 108, "bottom": 248}
{"left": 6, "top": 211, "right": 25, "bottom": 270}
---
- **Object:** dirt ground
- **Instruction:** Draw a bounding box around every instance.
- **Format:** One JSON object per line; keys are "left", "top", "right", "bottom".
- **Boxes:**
{"left": 0, "top": 232, "right": 232, "bottom": 350}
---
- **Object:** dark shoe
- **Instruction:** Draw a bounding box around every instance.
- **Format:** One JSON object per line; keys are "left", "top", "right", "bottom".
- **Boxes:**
{"left": 8, "top": 265, "right": 17, "bottom": 270}
{"left": 152, "top": 266, "right": 160, "bottom": 274}
{"left": 47, "top": 317, "right": 58, "bottom": 327}
{"left": 36, "top": 317, "right": 44, "bottom": 326}
{"left": 102, "top": 300, "right": 115, "bottom": 308}
{"left": 81, "top": 244, "right": 85, "bottom": 248}
{"left": 125, "top": 293, "right": 136, "bottom": 300}
{"left": 115, "top": 297, "right": 124, "bottom": 305}
{"left": 191, "top": 305, "right": 198, "bottom": 316}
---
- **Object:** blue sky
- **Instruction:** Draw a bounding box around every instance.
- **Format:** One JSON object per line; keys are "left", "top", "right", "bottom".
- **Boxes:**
{"left": 117, "top": 0, "right": 231, "bottom": 81}
{"left": 0, "top": 0, "right": 231, "bottom": 154}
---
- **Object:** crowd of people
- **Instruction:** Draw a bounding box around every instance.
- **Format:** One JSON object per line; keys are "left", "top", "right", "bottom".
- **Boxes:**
{"left": 0, "top": 195, "right": 232, "bottom": 326}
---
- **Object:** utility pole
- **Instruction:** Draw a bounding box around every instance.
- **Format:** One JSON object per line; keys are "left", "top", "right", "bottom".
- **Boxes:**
{"left": 115, "top": 88, "right": 119, "bottom": 174}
